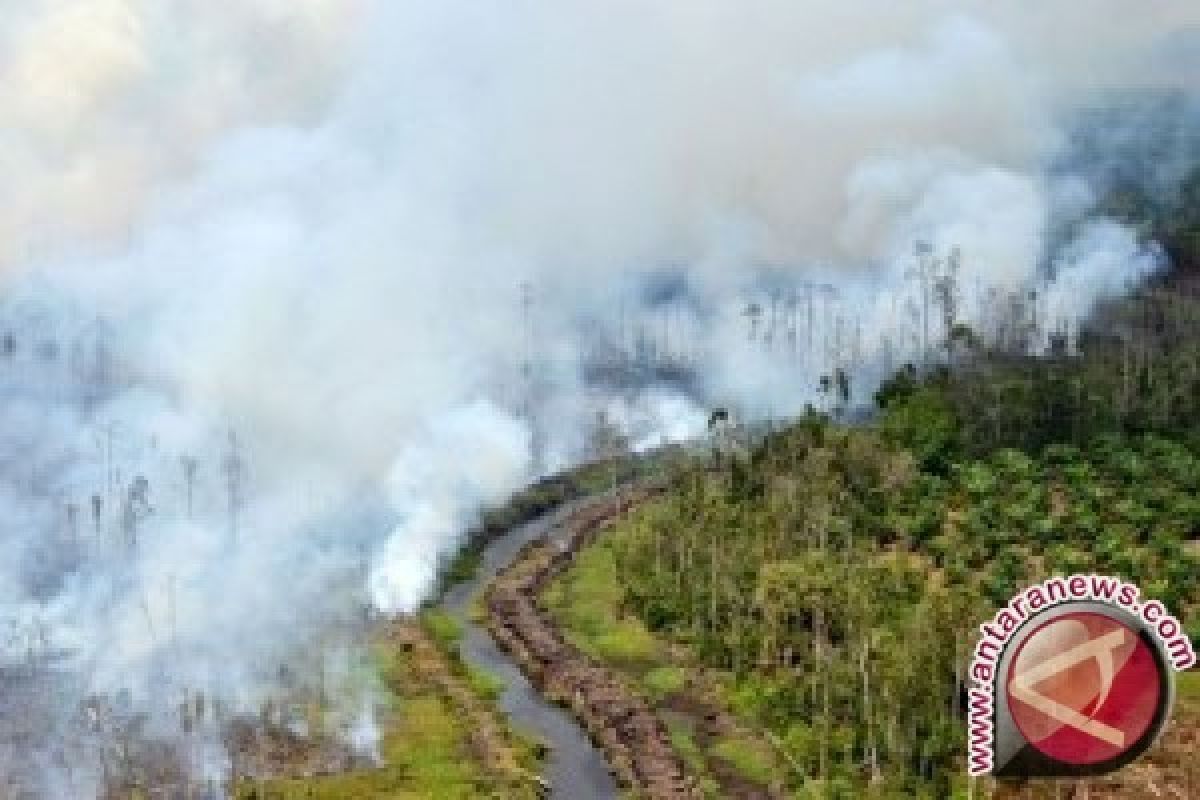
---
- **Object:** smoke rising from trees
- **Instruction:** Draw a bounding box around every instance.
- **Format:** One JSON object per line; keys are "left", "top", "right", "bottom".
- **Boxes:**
{"left": 0, "top": 1, "right": 1196, "bottom": 795}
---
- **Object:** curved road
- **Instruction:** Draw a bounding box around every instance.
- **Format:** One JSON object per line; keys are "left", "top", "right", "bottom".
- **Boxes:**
{"left": 439, "top": 500, "right": 618, "bottom": 800}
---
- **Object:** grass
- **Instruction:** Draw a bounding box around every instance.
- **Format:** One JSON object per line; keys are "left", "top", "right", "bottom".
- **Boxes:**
{"left": 666, "top": 718, "right": 720, "bottom": 798}
{"left": 1177, "top": 668, "right": 1200, "bottom": 713}
{"left": 465, "top": 664, "right": 506, "bottom": 702}
{"left": 666, "top": 718, "right": 704, "bottom": 772}
{"left": 590, "top": 621, "right": 660, "bottom": 666}
{"left": 541, "top": 542, "right": 658, "bottom": 667}
{"left": 247, "top": 458, "right": 673, "bottom": 800}
{"left": 643, "top": 665, "right": 688, "bottom": 701}
{"left": 420, "top": 609, "right": 463, "bottom": 649}
{"left": 235, "top": 651, "right": 494, "bottom": 799}
{"left": 234, "top": 621, "right": 538, "bottom": 800}
{"left": 379, "top": 693, "right": 490, "bottom": 798}
{"left": 544, "top": 530, "right": 788, "bottom": 795}
{"left": 438, "top": 545, "right": 483, "bottom": 591}
{"left": 710, "top": 736, "right": 777, "bottom": 787}
{"left": 234, "top": 693, "right": 488, "bottom": 799}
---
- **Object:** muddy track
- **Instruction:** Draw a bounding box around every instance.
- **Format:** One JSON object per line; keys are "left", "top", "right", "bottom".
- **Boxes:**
{"left": 484, "top": 484, "right": 704, "bottom": 800}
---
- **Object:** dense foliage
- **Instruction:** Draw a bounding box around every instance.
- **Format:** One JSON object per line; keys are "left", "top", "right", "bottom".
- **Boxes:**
{"left": 878, "top": 285, "right": 1200, "bottom": 460}
{"left": 612, "top": 424, "right": 982, "bottom": 796}
{"left": 598, "top": 269, "right": 1200, "bottom": 796}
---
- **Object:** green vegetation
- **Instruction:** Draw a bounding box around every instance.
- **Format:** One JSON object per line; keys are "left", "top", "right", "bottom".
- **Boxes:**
{"left": 243, "top": 454, "right": 687, "bottom": 800}
{"left": 420, "top": 608, "right": 463, "bottom": 649}
{"left": 1178, "top": 669, "right": 1200, "bottom": 713}
{"left": 666, "top": 719, "right": 712, "bottom": 787}
{"left": 464, "top": 664, "right": 506, "bottom": 703}
{"left": 542, "top": 542, "right": 659, "bottom": 667}
{"left": 433, "top": 451, "right": 685, "bottom": 600}
{"left": 235, "top": 613, "right": 541, "bottom": 799}
{"left": 235, "top": 655, "right": 497, "bottom": 799}
{"left": 543, "top": 534, "right": 785, "bottom": 798}
{"left": 606, "top": 425, "right": 986, "bottom": 797}
{"left": 888, "top": 433, "right": 1200, "bottom": 610}
{"left": 243, "top": 164, "right": 1200, "bottom": 798}
{"left": 642, "top": 665, "right": 688, "bottom": 701}
{"left": 602, "top": 413, "right": 1199, "bottom": 793}
{"left": 710, "top": 736, "right": 776, "bottom": 786}
{"left": 236, "top": 692, "right": 482, "bottom": 800}
{"left": 546, "top": 264, "right": 1200, "bottom": 796}
{"left": 876, "top": 286, "right": 1200, "bottom": 461}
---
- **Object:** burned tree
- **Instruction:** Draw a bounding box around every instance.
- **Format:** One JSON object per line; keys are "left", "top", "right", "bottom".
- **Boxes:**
{"left": 223, "top": 431, "right": 245, "bottom": 544}
{"left": 181, "top": 456, "right": 198, "bottom": 519}
{"left": 121, "top": 476, "right": 153, "bottom": 550}
{"left": 91, "top": 493, "right": 103, "bottom": 537}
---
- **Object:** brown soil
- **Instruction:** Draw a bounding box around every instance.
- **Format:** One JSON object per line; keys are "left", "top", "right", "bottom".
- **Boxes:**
{"left": 991, "top": 699, "right": 1200, "bottom": 799}
{"left": 226, "top": 716, "right": 361, "bottom": 782}
{"left": 662, "top": 689, "right": 781, "bottom": 799}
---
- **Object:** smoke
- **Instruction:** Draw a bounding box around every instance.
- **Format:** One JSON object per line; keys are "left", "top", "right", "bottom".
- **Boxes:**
{"left": 0, "top": 0, "right": 361, "bottom": 268}
{"left": 0, "top": 1, "right": 1196, "bottom": 795}
{"left": 368, "top": 402, "right": 532, "bottom": 612}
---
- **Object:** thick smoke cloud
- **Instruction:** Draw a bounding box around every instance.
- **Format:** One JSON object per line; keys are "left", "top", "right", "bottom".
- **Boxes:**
{"left": 0, "top": 1, "right": 1196, "bottom": 795}
{"left": 0, "top": 0, "right": 359, "bottom": 266}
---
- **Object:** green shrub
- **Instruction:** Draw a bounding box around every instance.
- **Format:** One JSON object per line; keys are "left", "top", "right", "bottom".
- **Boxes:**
{"left": 711, "top": 736, "right": 776, "bottom": 786}
{"left": 643, "top": 665, "right": 689, "bottom": 701}
{"left": 421, "top": 609, "right": 463, "bottom": 648}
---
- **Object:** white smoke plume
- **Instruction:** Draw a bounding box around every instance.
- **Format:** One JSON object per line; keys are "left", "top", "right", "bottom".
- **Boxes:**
{"left": 0, "top": 1, "right": 1196, "bottom": 795}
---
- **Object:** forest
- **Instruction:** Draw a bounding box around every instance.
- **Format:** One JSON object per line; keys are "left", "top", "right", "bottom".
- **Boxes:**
{"left": 539, "top": 169, "right": 1200, "bottom": 798}
{"left": 5, "top": 5, "right": 1200, "bottom": 799}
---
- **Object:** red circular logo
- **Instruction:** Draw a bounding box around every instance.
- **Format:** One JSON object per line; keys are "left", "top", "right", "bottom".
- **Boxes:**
{"left": 1006, "top": 611, "right": 1162, "bottom": 765}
